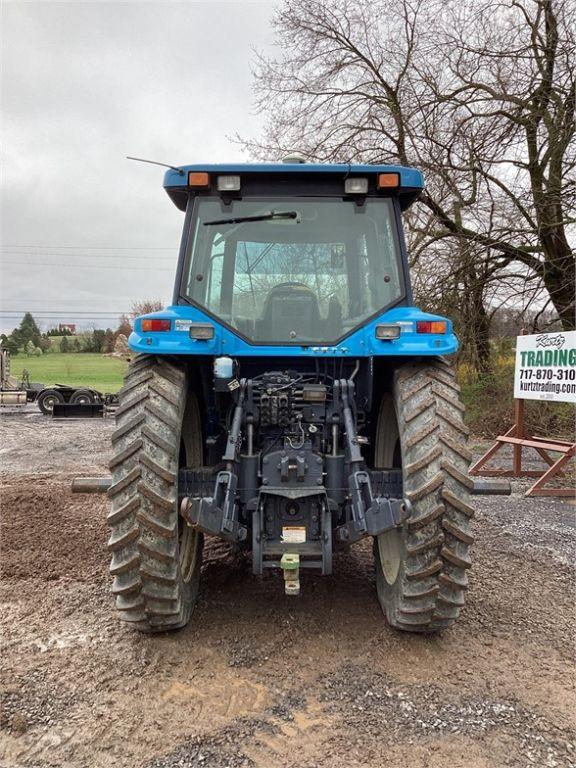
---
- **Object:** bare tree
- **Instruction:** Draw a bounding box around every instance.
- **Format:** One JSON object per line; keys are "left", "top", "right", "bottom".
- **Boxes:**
{"left": 116, "top": 313, "right": 132, "bottom": 339}
{"left": 241, "top": 0, "right": 575, "bottom": 330}
{"left": 131, "top": 299, "right": 164, "bottom": 318}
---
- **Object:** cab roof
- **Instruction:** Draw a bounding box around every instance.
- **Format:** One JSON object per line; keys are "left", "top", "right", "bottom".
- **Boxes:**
{"left": 163, "top": 163, "right": 424, "bottom": 212}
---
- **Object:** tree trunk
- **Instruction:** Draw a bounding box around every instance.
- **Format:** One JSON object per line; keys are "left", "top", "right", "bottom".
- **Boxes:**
{"left": 540, "top": 247, "right": 575, "bottom": 331}
{"left": 473, "top": 295, "right": 492, "bottom": 374}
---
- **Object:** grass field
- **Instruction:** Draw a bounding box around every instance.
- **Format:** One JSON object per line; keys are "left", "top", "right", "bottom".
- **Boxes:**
{"left": 13, "top": 353, "right": 128, "bottom": 392}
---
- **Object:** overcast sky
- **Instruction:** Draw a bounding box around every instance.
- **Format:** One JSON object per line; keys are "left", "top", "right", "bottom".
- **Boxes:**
{"left": 1, "top": 0, "right": 278, "bottom": 334}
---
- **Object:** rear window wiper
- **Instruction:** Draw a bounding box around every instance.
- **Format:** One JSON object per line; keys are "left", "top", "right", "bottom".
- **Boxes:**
{"left": 203, "top": 211, "right": 299, "bottom": 226}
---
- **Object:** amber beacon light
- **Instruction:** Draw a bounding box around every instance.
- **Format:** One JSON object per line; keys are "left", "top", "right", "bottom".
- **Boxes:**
{"left": 377, "top": 173, "right": 400, "bottom": 189}
{"left": 188, "top": 172, "right": 210, "bottom": 187}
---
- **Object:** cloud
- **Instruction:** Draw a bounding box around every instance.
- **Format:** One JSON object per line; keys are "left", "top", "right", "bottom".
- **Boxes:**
{"left": 1, "top": 0, "right": 277, "bottom": 332}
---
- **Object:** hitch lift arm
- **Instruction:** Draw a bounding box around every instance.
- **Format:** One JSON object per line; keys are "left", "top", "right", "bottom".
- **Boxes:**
{"left": 181, "top": 381, "right": 248, "bottom": 542}
{"left": 336, "top": 379, "right": 411, "bottom": 545}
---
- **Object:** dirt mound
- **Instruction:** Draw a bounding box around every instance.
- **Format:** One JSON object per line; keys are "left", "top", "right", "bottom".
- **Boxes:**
{"left": 1, "top": 475, "right": 108, "bottom": 581}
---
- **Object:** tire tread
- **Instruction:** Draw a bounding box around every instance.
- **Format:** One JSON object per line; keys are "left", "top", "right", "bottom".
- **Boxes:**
{"left": 107, "top": 354, "right": 202, "bottom": 633}
{"left": 375, "top": 358, "right": 474, "bottom": 632}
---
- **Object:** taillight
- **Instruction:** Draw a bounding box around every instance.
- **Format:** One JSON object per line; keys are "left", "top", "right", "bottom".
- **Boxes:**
{"left": 141, "top": 319, "right": 171, "bottom": 332}
{"left": 417, "top": 321, "right": 447, "bottom": 334}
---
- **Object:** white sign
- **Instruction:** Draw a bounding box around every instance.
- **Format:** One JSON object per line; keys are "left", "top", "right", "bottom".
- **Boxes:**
{"left": 282, "top": 526, "right": 306, "bottom": 544}
{"left": 514, "top": 331, "right": 576, "bottom": 403}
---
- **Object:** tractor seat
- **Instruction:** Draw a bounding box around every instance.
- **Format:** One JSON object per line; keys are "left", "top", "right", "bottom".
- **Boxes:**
{"left": 257, "top": 282, "right": 322, "bottom": 341}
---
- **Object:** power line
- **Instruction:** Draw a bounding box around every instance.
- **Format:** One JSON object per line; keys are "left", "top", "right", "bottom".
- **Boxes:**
{"left": 1, "top": 245, "right": 176, "bottom": 250}
{"left": 1, "top": 252, "right": 174, "bottom": 260}
{"left": 2, "top": 299, "right": 138, "bottom": 304}
{"left": 1, "top": 311, "right": 131, "bottom": 316}
{"left": 1, "top": 261, "right": 169, "bottom": 271}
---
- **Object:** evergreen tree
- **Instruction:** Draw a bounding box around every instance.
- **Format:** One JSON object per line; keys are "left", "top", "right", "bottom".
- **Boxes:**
{"left": 18, "top": 313, "right": 42, "bottom": 347}
{"left": 92, "top": 330, "right": 106, "bottom": 353}
{"left": 60, "top": 335, "right": 70, "bottom": 353}
{"left": 3, "top": 338, "right": 19, "bottom": 355}
{"left": 10, "top": 328, "right": 24, "bottom": 349}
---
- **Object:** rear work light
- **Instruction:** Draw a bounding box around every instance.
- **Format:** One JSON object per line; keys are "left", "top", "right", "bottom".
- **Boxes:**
{"left": 375, "top": 324, "right": 401, "bottom": 340}
{"left": 417, "top": 321, "right": 447, "bottom": 334}
{"left": 217, "top": 175, "right": 241, "bottom": 192}
{"left": 377, "top": 173, "right": 400, "bottom": 190}
{"left": 188, "top": 172, "right": 210, "bottom": 188}
{"left": 344, "top": 178, "right": 368, "bottom": 195}
{"left": 189, "top": 323, "right": 215, "bottom": 340}
{"left": 141, "top": 319, "right": 171, "bottom": 332}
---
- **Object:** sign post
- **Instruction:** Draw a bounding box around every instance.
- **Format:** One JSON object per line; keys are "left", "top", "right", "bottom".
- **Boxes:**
{"left": 470, "top": 330, "right": 575, "bottom": 498}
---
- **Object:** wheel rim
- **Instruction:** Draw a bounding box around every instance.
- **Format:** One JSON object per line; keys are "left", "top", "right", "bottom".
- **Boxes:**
{"left": 377, "top": 524, "right": 402, "bottom": 585}
{"left": 44, "top": 396, "right": 58, "bottom": 410}
{"left": 179, "top": 524, "right": 200, "bottom": 583}
{"left": 375, "top": 396, "right": 403, "bottom": 586}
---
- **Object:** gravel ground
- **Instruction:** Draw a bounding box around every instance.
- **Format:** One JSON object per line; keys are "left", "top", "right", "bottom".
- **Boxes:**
{"left": 0, "top": 411, "right": 574, "bottom": 768}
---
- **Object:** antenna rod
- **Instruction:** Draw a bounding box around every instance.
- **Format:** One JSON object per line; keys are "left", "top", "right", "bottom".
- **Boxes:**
{"left": 126, "top": 156, "right": 184, "bottom": 176}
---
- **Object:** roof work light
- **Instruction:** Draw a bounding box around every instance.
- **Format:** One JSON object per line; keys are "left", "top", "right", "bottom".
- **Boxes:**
{"left": 217, "top": 175, "right": 241, "bottom": 192}
{"left": 344, "top": 178, "right": 369, "bottom": 195}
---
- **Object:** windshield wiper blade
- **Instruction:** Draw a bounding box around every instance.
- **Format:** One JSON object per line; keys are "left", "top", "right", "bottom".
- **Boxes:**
{"left": 203, "top": 210, "right": 299, "bottom": 226}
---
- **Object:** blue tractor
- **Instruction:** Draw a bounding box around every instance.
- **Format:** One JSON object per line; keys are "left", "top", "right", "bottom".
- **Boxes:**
{"left": 108, "top": 160, "right": 473, "bottom": 634}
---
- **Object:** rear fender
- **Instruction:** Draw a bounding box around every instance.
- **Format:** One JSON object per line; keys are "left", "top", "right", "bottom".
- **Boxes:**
{"left": 128, "top": 305, "right": 458, "bottom": 358}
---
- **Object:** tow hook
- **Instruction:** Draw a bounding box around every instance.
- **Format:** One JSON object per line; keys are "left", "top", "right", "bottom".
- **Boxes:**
{"left": 280, "top": 553, "right": 300, "bottom": 596}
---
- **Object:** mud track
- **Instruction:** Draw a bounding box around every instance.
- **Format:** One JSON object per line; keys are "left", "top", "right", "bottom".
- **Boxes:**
{"left": 1, "top": 412, "right": 574, "bottom": 767}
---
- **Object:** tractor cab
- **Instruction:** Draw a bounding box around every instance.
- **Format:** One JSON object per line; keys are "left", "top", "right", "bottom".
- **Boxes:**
{"left": 166, "top": 163, "right": 419, "bottom": 347}
{"left": 183, "top": 194, "right": 404, "bottom": 345}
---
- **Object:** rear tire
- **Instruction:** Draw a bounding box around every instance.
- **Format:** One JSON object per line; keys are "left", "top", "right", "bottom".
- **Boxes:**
{"left": 70, "top": 389, "right": 95, "bottom": 405}
{"left": 107, "top": 354, "right": 203, "bottom": 633}
{"left": 37, "top": 389, "right": 64, "bottom": 415}
{"left": 374, "top": 358, "right": 474, "bottom": 632}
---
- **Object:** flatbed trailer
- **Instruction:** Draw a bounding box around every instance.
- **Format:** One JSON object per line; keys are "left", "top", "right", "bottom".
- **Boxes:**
{"left": 28, "top": 384, "right": 118, "bottom": 415}
{"left": 0, "top": 346, "right": 118, "bottom": 414}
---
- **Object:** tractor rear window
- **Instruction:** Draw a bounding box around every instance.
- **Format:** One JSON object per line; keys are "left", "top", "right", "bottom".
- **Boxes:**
{"left": 182, "top": 197, "right": 404, "bottom": 344}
